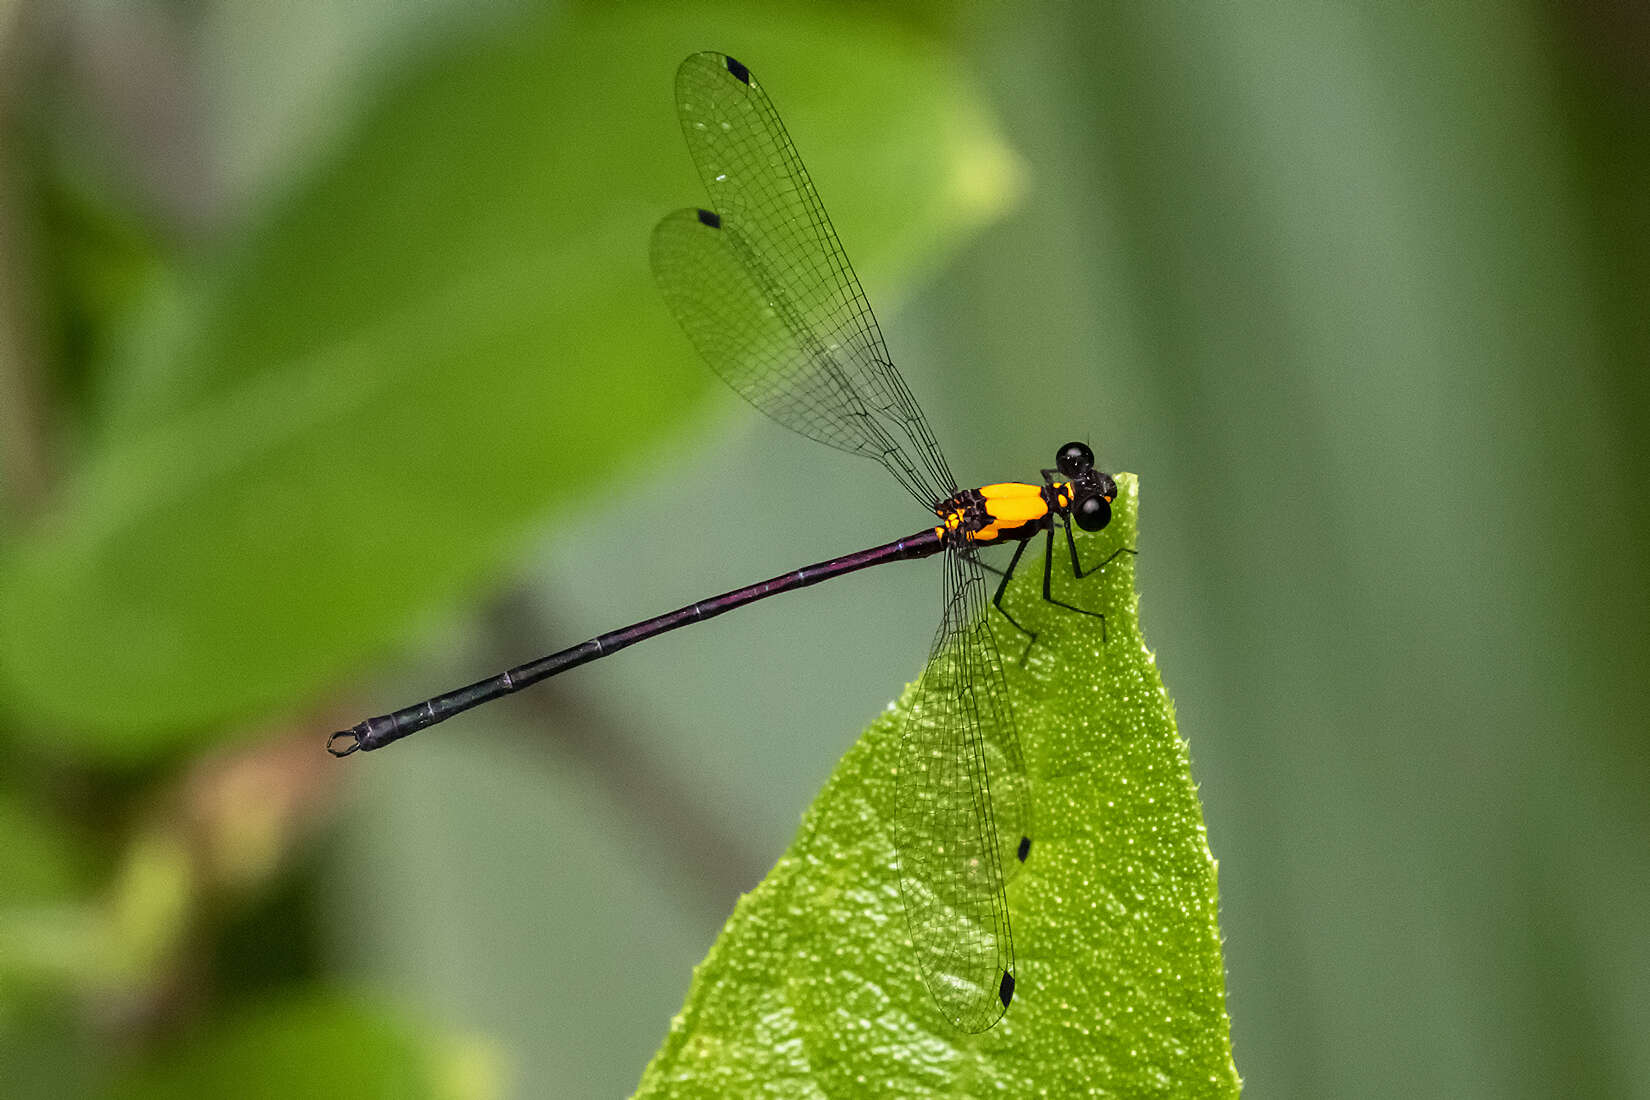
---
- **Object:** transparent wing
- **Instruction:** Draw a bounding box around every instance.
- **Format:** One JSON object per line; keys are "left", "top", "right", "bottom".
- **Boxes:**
{"left": 650, "top": 51, "right": 957, "bottom": 508}
{"left": 895, "top": 551, "right": 1032, "bottom": 1031}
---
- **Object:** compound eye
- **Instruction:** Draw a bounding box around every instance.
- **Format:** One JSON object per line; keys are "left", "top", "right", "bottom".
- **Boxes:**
{"left": 1056, "top": 441, "right": 1094, "bottom": 477}
{"left": 1074, "top": 494, "right": 1111, "bottom": 532}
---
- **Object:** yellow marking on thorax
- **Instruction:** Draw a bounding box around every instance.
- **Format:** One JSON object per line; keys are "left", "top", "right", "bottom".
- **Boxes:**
{"left": 981, "top": 484, "right": 1049, "bottom": 524}
{"left": 972, "top": 481, "right": 1050, "bottom": 541}
{"left": 979, "top": 482, "right": 1043, "bottom": 500}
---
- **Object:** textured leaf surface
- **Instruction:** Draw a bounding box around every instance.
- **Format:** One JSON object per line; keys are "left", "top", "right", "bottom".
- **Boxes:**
{"left": 635, "top": 476, "right": 1238, "bottom": 1096}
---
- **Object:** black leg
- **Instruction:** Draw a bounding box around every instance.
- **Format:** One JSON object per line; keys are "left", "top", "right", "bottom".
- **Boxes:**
{"left": 1042, "top": 467, "right": 1140, "bottom": 647}
{"left": 995, "top": 473, "right": 1143, "bottom": 655}
{"left": 975, "top": 557, "right": 1007, "bottom": 578}
{"left": 989, "top": 537, "right": 1038, "bottom": 662}
{"left": 996, "top": 521, "right": 1057, "bottom": 665}
{"left": 1062, "top": 517, "right": 1138, "bottom": 580}
{"left": 1040, "top": 513, "right": 1112, "bottom": 641}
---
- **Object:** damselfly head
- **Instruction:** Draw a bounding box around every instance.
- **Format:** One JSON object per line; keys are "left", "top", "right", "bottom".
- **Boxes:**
{"left": 1055, "top": 441, "right": 1094, "bottom": 476}
{"left": 1073, "top": 492, "right": 1112, "bottom": 532}
{"left": 1054, "top": 442, "right": 1116, "bottom": 531}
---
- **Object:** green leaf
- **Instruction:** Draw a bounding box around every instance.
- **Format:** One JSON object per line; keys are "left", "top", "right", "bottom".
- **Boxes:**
{"left": 635, "top": 476, "right": 1239, "bottom": 1096}
{"left": 0, "top": 8, "right": 1020, "bottom": 755}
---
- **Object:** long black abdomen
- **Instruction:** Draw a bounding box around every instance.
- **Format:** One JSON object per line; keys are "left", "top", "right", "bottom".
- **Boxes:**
{"left": 331, "top": 527, "right": 947, "bottom": 755}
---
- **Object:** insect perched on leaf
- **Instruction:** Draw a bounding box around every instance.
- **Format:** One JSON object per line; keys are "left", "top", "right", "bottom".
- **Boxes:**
{"left": 329, "top": 52, "right": 1129, "bottom": 1032}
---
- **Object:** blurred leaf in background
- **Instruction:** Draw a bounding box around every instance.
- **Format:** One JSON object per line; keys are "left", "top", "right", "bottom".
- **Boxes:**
{"left": 0, "top": 5, "right": 1015, "bottom": 755}
{"left": 108, "top": 990, "right": 498, "bottom": 1100}
{"left": 1, "top": 0, "right": 1647, "bottom": 1096}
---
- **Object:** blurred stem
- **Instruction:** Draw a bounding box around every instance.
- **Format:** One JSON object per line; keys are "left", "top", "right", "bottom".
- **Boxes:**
{"left": 480, "top": 593, "right": 768, "bottom": 910}
{"left": 0, "top": 0, "right": 52, "bottom": 514}
{"left": 61, "top": 1, "right": 221, "bottom": 237}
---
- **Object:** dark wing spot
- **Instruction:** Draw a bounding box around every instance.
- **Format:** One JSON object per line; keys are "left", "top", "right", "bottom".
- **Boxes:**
{"left": 1017, "top": 835, "right": 1031, "bottom": 862}
{"left": 724, "top": 56, "right": 751, "bottom": 84}
{"left": 999, "top": 970, "right": 1016, "bottom": 1008}
{"left": 696, "top": 208, "right": 721, "bottom": 229}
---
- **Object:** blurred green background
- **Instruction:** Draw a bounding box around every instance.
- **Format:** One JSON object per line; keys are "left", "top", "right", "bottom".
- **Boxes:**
{"left": 1, "top": 1, "right": 1645, "bottom": 1096}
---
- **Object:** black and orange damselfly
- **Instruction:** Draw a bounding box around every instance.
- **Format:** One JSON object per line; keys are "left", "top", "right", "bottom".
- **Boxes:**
{"left": 328, "top": 52, "right": 1129, "bottom": 1032}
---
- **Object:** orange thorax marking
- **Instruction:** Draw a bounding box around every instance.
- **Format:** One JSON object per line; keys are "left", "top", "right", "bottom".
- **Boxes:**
{"left": 974, "top": 482, "right": 1050, "bottom": 540}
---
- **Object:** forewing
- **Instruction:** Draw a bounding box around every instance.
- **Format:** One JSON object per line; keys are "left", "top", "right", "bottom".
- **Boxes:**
{"left": 652, "top": 209, "right": 916, "bottom": 484}
{"left": 895, "top": 551, "right": 1031, "bottom": 1031}
{"left": 653, "top": 51, "right": 956, "bottom": 507}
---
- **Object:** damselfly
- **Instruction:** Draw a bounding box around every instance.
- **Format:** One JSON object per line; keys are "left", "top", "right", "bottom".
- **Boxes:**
{"left": 328, "top": 52, "right": 1127, "bottom": 1032}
